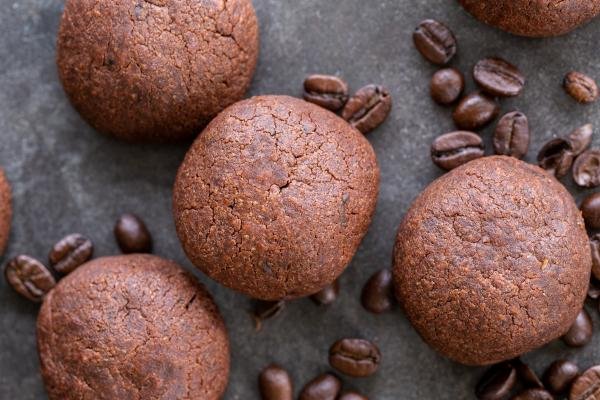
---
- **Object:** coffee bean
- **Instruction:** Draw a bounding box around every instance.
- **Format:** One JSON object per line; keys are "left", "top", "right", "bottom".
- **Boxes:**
{"left": 568, "top": 124, "right": 593, "bottom": 156}
{"left": 510, "top": 388, "right": 553, "bottom": 400}
{"left": 329, "top": 338, "right": 381, "bottom": 377}
{"left": 592, "top": 235, "right": 600, "bottom": 281}
{"left": 303, "top": 75, "right": 349, "bottom": 111}
{"left": 431, "top": 131, "right": 484, "bottom": 171}
{"left": 259, "top": 364, "right": 293, "bottom": 400}
{"left": 537, "top": 138, "right": 575, "bottom": 178}
{"left": 543, "top": 360, "right": 579, "bottom": 394}
{"left": 114, "top": 213, "right": 152, "bottom": 253}
{"left": 474, "top": 57, "right": 525, "bottom": 97}
{"left": 493, "top": 111, "right": 530, "bottom": 159}
{"left": 361, "top": 269, "right": 394, "bottom": 314}
{"left": 589, "top": 278, "right": 600, "bottom": 299}
{"left": 338, "top": 392, "right": 368, "bottom": 400}
{"left": 513, "top": 358, "right": 543, "bottom": 389}
{"left": 562, "top": 308, "right": 593, "bottom": 347}
{"left": 573, "top": 149, "right": 600, "bottom": 187}
{"left": 430, "top": 68, "right": 465, "bottom": 105}
{"left": 252, "top": 300, "right": 286, "bottom": 331}
{"left": 341, "top": 85, "right": 392, "bottom": 134}
{"left": 413, "top": 19, "right": 457, "bottom": 65}
{"left": 564, "top": 71, "right": 599, "bottom": 104}
{"left": 48, "top": 233, "right": 93, "bottom": 275}
{"left": 476, "top": 362, "right": 518, "bottom": 400}
{"left": 569, "top": 365, "right": 600, "bottom": 400}
{"left": 453, "top": 92, "right": 500, "bottom": 130}
{"left": 4, "top": 255, "right": 56, "bottom": 302}
{"left": 581, "top": 193, "right": 600, "bottom": 229}
{"left": 299, "top": 373, "right": 341, "bottom": 400}
{"left": 311, "top": 280, "right": 339, "bottom": 306}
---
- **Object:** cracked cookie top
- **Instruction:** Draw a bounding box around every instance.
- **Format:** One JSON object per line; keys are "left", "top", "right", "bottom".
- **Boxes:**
{"left": 393, "top": 156, "right": 591, "bottom": 366}
{"left": 173, "top": 95, "right": 380, "bottom": 300}
{"left": 37, "top": 254, "right": 229, "bottom": 400}
{"left": 57, "top": 0, "right": 259, "bottom": 141}
{"left": 0, "top": 168, "right": 11, "bottom": 256}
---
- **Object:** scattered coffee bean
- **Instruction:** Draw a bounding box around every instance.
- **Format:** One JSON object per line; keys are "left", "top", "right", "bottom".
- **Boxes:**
{"left": 513, "top": 358, "right": 543, "bottom": 389}
{"left": 252, "top": 300, "right": 286, "bottom": 331}
{"left": 581, "top": 193, "right": 600, "bottom": 229}
{"left": 413, "top": 19, "right": 457, "bottom": 65}
{"left": 114, "top": 213, "right": 152, "bottom": 253}
{"left": 592, "top": 235, "right": 600, "bottom": 281}
{"left": 48, "top": 233, "right": 93, "bottom": 275}
{"left": 510, "top": 388, "right": 553, "bottom": 400}
{"left": 338, "top": 392, "right": 368, "bottom": 400}
{"left": 543, "top": 360, "right": 579, "bottom": 394}
{"left": 431, "top": 131, "right": 484, "bottom": 171}
{"left": 329, "top": 338, "right": 381, "bottom": 377}
{"left": 573, "top": 149, "right": 600, "bottom": 187}
{"left": 537, "top": 138, "right": 575, "bottom": 178}
{"left": 4, "top": 255, "right": 56, "bottom": 302}
{"left": 361, "top": 269, "right": 395, "bottom": 314}
{"left": 299, "top": 373, "right": 341, "bottom": 400}
{"left": 564, "top": 71, "right": 599, "bottom": 104}
{"left": 259, "top": 364, "right": 293, "bottom": 400}
{"left": 569, "top": 365, "right": 600, "bottom": 400}
{"left": 430, "top": 68, "right": 465, "bottom": 105}
{"left": 473, "top": 57, "right": 525, "bottom": 97}
{"left": 311, "top": 280, "right": 339, "bottom": 306}
{"left": 562, "top": 308, "right": 593, "bottom": 347}
{"left": 493, "top": 111, "right": 530, "bottom": 159}
{"left": 589, "top": 278, "right": 600, "bottom": 300}
{"left": 453, "top": 92, "right": 500, "bottom": 130}
{"left": 568, "top": 124, "right": 593, "bottom": 156}
{"left": 476, "top": 362, "right": 517, "bottom": 400}
{"left": 303, "top": 75, "right": 349, "bottom": 111}
{"left": 341, "top": 85, "right": 392, "bottom": 134}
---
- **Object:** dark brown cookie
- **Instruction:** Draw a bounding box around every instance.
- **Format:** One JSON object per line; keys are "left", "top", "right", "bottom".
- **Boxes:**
{"left": 57, "top": 0, "right": 259, "bottom": 142}
{"left": 37, "top": 254, "right": 229, "bottom": 399}
{"left": 393, "top": 156, "right": 590, "bottom": 366}
{"left": 459, "top": 0, "right": 600, "bottom": 37}
{"left": 173, "top": 95, "right": 380, "bottom": 300}
{"left": 0, "top": 168, "right": 12, "bottom": 256}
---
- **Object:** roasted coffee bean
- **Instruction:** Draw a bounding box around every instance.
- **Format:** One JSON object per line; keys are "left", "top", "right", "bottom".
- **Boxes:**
{"left": 581, "top": 193, "right": 600, "bottom": 229}
{"left": 453, "top": 92, "right": 500, "bottom": 130}
{"left": 474, "top": 57, "right": 525, "bottom": 97}
{"left": 252, "top": 300, "right": 286, "bottom": 331}
{"left": 48, "top": 233, "right": 93, "bottom": 275}
{"left": 338, "top": 392, "right": 368, "bottom": 400}
{"left": 413, "top": 19, "right": 456, "bottom": 65}
{"left": 476, "top": 362, "right": 518, "bottom": 400}
{"left": 303, "top": 75, "right": 349, "bottom": 111}
{"left": 431, "top": 131, "right": 484, "bottom": 171}
{"left": 299, "top": 373, "right": 341, "bottom": 400}
{"left": 329, "top": 338, "right": 381, "bottom": 377}
{"left": 361, "top": 269, "right": 395, "bottom": 314}
{"left": 311, "top": 280, "right": 339, "bottom": 306}
{"left": 569, "top": 365, "right": 600, "bottom": 400}
{"left": 592, "top": 235, "right": 600, "bottom": 281}
{"left": 510, "top": 388, "right": 553, "bottom": 400}
{"left": 543, "top": 360, "right": 579, "bottom": 394}
{"left": 4, "top": 255, "right": 56, "bottom": 302}
{"left": 493, "top": 111, "right": 530, "bottom": 159}
{"left": 513, "top": 358, "right": 543, "bottom": 389}
{"left": 589, "top": 278, "right": 600, "bottom": 299}
{"left": 568, "top": 124, "right": 593, "bottom": 155}
{"left": 537, "top": 138, "right": 575, "bottom": 178}
{"left": 114, "top": 213, "right": 152, "bottom": 253}
{"left": 573, "top": 149, "right": 600, "bottom": 187}
{"left": 563, "top": 308, "right": 593, "bottom": 347}
{"left": 259, "top": 364, "right": 293, "bottom": 400}
{"left": 430, "top": 68, "right": 465, "bottom": 105}
{"left": 564, "top": 71, "right": 599, "bottom": 104}
{"left": 341, "top": 85, "right": 392, "bottom": 134}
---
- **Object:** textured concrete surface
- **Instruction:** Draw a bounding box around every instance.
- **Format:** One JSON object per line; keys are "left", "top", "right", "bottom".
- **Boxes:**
{"left": 1, "top": 0, "right": 600, "bottom": 399}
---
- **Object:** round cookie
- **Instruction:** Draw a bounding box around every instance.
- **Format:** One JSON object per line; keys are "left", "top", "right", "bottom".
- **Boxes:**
{"left": 459, "top": 0, "right": 600, "bottom": 37}
{"left": 37, "top": 254, "right": 229, "bottom": 399}
{"left": 393, "top": 156, "right": 590, "bottom": 366}
{"left": 0, "top": 168, "right": 12, "bottom": 256}
{"left": 57, "top": 0, "right": 259, "bottom": 141}
{"left": 173, "top": 95, "right": 380, "bottom": 300}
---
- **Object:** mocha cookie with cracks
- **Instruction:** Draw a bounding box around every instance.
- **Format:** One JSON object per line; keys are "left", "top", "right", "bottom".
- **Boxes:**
{"left": 0, "top": 168, "right": 11, "bottom": 256}
{"left": 57, "top": 0, "right": 259, "bottom": 142}
{"left": 459, "top": 0, "right": 600, "bottom": 37}
{"left": 37, "top": 254, "right": 229, "bottom": 399}
{"left": 393, "top": 156, "right": 590, "bottom": 366}
{"left": 173, "top": 95, "right": 380, "bottom": 300}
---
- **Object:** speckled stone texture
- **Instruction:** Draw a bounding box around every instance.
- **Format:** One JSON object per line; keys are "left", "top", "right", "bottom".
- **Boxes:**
{"left": 394, "top": 156, "right": 591, "bottom": 366}
{"left": 173, "top": 95, "right": 380, "bottom": 300}
{"left": 0, "top": 169, "right": 11, "bottom": 257}
{"left": 57, "top": 0, "right": 259, "bottom": 142}
{"left": 37, "top": 254, "right": 229, "bottom": 399}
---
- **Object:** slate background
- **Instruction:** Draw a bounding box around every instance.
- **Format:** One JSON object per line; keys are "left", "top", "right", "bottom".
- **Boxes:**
{"left": 2, "top": 0, "right": 600, "bottom": 398}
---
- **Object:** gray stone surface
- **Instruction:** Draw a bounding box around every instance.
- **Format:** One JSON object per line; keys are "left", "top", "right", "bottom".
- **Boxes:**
{"left": 1, "top": 0, "right": 600, "bottom": 398}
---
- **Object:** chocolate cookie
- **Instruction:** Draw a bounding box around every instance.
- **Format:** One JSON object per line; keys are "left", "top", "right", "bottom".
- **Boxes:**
{"left": 173, "top": 95, "right": 380, "bottom": 300}
{"left": 37, "top": 254, "right": 229, "bottom": 399}
{"left": 459, "top": 0, "right": 600, "bottom": 37}
{"left": 57, "top": 0, "right": 259, "bottom": 142}
{"left": 0, "top": 168, "right": 12, "bottom": 256}
{"left": 393, "top": 156, "right": 590, "bottom": 366}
